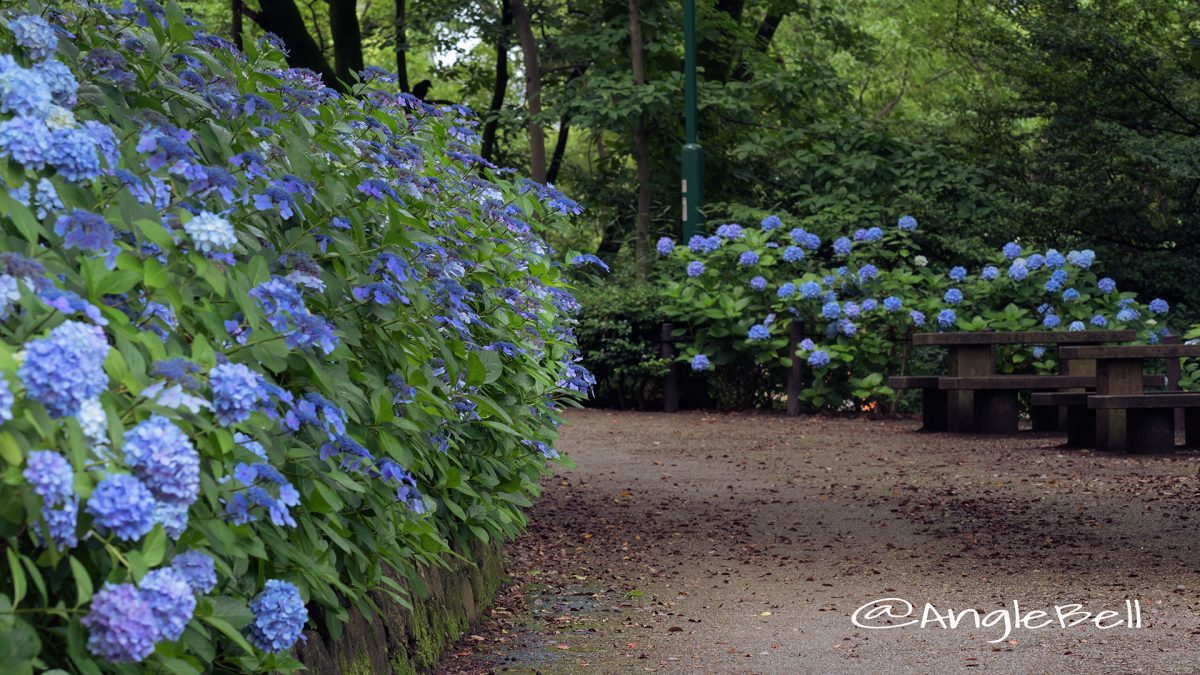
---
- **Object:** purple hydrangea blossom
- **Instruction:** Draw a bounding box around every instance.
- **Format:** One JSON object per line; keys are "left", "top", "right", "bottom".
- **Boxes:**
{"left": 123, "top": 415, "right": 199, "bottom": 505}
{"left": 19, "top": 320, "right": 110, "bottom": 418}
{"left": 171, "top": 550, "right": 218, "bottom": 594}
{"left": 83, "top": 583, "right": 160, "bottom": 662}
{"left": 140, "top": 567, "right": 196, "bottom": 641}
{"left": 87, "top": 474, "right": 157, "bottom": 541}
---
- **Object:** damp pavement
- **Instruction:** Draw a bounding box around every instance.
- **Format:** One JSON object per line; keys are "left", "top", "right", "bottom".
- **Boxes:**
{"left": 436, "top": 410, "right": 1200, "bottom": 673}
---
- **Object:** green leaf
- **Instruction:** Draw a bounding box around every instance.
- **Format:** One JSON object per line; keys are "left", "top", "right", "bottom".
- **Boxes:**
{"left": 201, "top": 615, "right": 257, "bottom": 656}
{"left": 6, "top": 549, "right": 25, "bottom": 605}
{"left": 69, "top": 557, "right": 93, "bottom": 607}
{"left": 143, "top": 525, "right": 167, "bottom": 567}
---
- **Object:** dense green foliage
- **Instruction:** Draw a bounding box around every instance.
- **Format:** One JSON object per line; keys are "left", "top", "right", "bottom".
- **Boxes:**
{"left": 0, "top": 3, "right": 585, "bottom": 672}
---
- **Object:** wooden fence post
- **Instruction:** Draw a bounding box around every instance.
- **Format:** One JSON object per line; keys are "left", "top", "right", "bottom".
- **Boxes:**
{"left": 661, "top": 322, "right": 679, "bottom": 413}
{"left": 1165, "top": 335, "right": 1184, "bottom": 430}
{"left": 786, "top": 321, "right": 803, "bottom": 417}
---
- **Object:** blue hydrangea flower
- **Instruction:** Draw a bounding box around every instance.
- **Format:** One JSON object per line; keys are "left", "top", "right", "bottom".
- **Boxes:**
{"left": 861, "top": 298, "right": 878, "bottom": 312}
{"left": 33, "top": 59, "right": 76, "bottom": 106}
{"left": 0, "top": 377, "right": 11, "bottom": 423}
{"left": 808, "top": 350, "right": 830, "bottom": 367}
{"left": 1063, "top": 288, "right": 1080, "bottom": 302}
{"left": 23, "top": 450, "right": 73, "bottom": 503}
{"left": 690, "top": 354, "right": 710, "bottom": 372}
{"left": 838, "top": 319, "right": 857, "bottom": 336}
{"left": 799, "top": 281, "right": 822, "bottom": 299}
{"left": 571, "top": 254, "right": 610, "bottom": 272}
{"left": 738, "top": 250, "right": 759, "bottom": 266}
{"left": 656, "top": 237, "right": 673, "bottom": 256}
{"left": 1068, "top": 321, "right": 1085, "bottom": 332}
{"left": 184, "top": 211, "right": 237, "bottom": 253}
{"left": 748, "top": 324, "right": 770, "bottom": 341}
{"left": 749, "top": 275, "right": 767, "bottom": 291}
{"left": 171, "top": 550, "right": 218, "bottom": 594}
{"left": 1027, "top": 254, "right": 1045, "bottom": 270}
{"left": 782, "top": 245, "right": 804, "bottom": 262}
{"left": 1045, "top": 249, "right": 1065, "bottom": 269}
{"left": 1002, "top": 242, "right": 1022, "bottom": 259}
{"left": 981, "top": 265, "right": 999, "bottom": 281}
{"left": 83, "top": 583, "right": 160, "bottom": 663}
{"left": 949, "top": 266, "right": 967, "bottom": 281}
{"left": 790, "top": 228, "right": 821, "bottom": 249}
{"left": 858, "top": 264, "right": 878, "bottom": 282}
{"left": 1043, "top": 314, "right": 1061, "bottom": 329}
{"left": 798, "top": 339, "right": 815, "bottom": 352}
{"left": 821, "top": 301, "right": 840, "bottom": 319}
{"left": 944, "top": 288, "right": 963, "bottom": 305}
{"left": 54, "top": 210, "right": 117, "bottom": 260}
{"left": 1149, "top": 298, "right": 1169, "bottom": 315}
{"left": 1032, "top": 346, "right": 1046, "bottom": 359}
{"left": 715, "top": 223, "right": 743, "bottom": 239}
{"left": 247, "top": 580, "right": 308, "bottom": 653}
{"left": 140, "top": 567, "right": 196, "bottom": 641}
{"left": 937, "top": 309, "right": 956, "bottom": 329}
{"left": 123, "top": 415, "right": 199, "bottom": 505}
{"left": 687, "top": 235, "right": 720, "bottom": 254}
{"left": 1091, "top": 315, "right": 1108, "bottom": 327}
{"left": 155, "top": 501, "right": 189, "bottom": 540}
{"left": 883, "top": 296, "right": 902, "bottom": 312}
{"left": 897, "top": 215, "right": 917, "bottom": 232}
{"left": 8, "top": 15, "right": 58, "bottom": 60}
{"left": 1067, "top": 249, "right": 1095, "bottom": 269}
{"left": 686, "top": 261, "right": 704, "bottom": 277}
{"left": 777, "top": 282, "right": 795, "bottom": 298}
{"left": 833, "top": 237, "right": 852, "bottom": 256}
{"left": 862, "top": 226, "right": 883, "bottom": 241}
{"left": 0, "top": 116, "right": 53, "bottom": 169}
{"left": 19, "top": 320, "right": 110, "bottom": 418}
{"left": 760, "top": 215, "right": 782, "bottom": 231}
{"left": 43, "top": 495, "right": 78, "bottom": 548}
{"left": 210, "top": 363, "right": 266, "bottom": 426}
{"left": 1008, "top": 260, "right": 1028, "bottom": 281}
{"left": 1044, "top": 269, "right": 1068, "bottom": 292}
{"left": 87, "top": 474, "right": 157, "bottom": 541}
{"left": 0, "top": 67, "right": 51, "bottom": 117}
{"left": 843, "top": 302, "right": 861, "bottom": 319}
{"left": 1098, "top": 277, "right": 1116, "bottom": 293}
{"left": 910, "top": 310, "right": 926, "bottom": 326}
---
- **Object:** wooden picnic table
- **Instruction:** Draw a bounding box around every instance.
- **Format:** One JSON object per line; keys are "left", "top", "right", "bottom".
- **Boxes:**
{"left": 911, "top": 330, "right": 1139, "bottom": 433}
{"left": 1059, "top": 343, "right": 1200, "bottom": 452}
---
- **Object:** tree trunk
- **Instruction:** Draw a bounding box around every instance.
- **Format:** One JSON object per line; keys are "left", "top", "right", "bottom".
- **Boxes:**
{"left": 231, "top": 0, "right": 243, "bottom": 50}
{"left": 509, "top": 0, "right": 546, "bottom": 182}
{"left": 248, "top": 0, "right": 342, "bottom": 91}
{"left": 546, "top": 115, "right": 570, "bottom": 184}
{"left": 395, "top": 0, "right": 409, "bottom": 91}
{"left": 329, "top": 0, "right": 365, "bottom": 88}
{"left": 628, "top": 0, "right": 651, "bottom": 280}
{"left": 481, "top": 2, "right": 512, "bottom": 163}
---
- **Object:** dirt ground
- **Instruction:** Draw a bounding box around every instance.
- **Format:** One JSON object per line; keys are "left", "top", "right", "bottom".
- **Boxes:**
{"left": 436, "top": 410, "right": 1200, "bottom": 674}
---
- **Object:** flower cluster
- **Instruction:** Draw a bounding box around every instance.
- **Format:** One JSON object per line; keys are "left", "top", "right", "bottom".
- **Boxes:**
{"left": 246, "top": 579, "right": 309, "bottom": 653}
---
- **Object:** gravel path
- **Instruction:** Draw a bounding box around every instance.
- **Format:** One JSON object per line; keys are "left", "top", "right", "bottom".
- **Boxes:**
{"left": 437, "top": 410, "right": 1200, "bottom": 673}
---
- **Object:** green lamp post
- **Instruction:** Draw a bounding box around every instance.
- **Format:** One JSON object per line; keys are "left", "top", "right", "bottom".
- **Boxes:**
{"left": 681, "top": 0, "right": 703, "bottom": 240}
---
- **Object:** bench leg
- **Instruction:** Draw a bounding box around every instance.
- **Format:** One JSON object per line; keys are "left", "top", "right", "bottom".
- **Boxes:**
{"left": 1127, "top": 408, "right": 1176, "bottom": 454}
{"left": 974, "top": 390, "right": 1019, "bottom": 434}
{"left": 920, "top": 387, "right": 947, "bottom": 432}
{"left": 948, "top": 391, "right": 975, "bottom": 433}
{"left": 1030, "top": 401, "right": 1059, "bottom": 431}
{"left": 1185, "top": 409, "right": 1200, "bottom": 448}
{"left": 1096, "top": 410, "right": 1128, "bottom": 453}
{"left": 1065, "top": 406, "right": 1096, "bottom": 447}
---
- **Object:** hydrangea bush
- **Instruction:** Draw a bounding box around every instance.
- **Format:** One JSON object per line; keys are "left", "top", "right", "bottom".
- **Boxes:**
{"left": 0, "top": 3, "right": 588, "bottom": 672}
{"left": 659, "top": 214, "right": 1171, "bottom": 409}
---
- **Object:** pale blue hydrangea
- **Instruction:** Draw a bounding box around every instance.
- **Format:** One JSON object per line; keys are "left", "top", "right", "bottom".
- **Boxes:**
{"left": 949, "top": 266, "right": 967, "bottom": 281}
{"left": 833, "top": 237, "right": 852, "bottom": 256}
{"left": 184, "top": 211, "right": 237, "bottom": 253}
{"left": 690, "top": 354, "right": 710, "bottom": 371}
{"left": 210, "top": 362, "right": 266, "bottom": 426}
{"left": 748, "top": 324, "right": 770, "bottom": 341}
{"left": 1027, "top": 254, "right": 1045, "bottom": 270}
{"left": 0, "top": 67, "right": 52, "bottom": 117}
{"left": 858, "top": 264, "right": 878, "bottom": 282}
{"left": 1063, "top": 288, "right": 1080, "bottom": 302}
{"left": 83, "top": 583, "right": 160, "bottom": 663}
{"left": 1044, "top": 269, "right": 1068, "bottom": 292}
{"left": 843, "top": 302, "right": 861, "bottom": 319}
{"left": 799, "top": 281, "right": 821, "bottom": 299}
{"left": 738, "top": 250, "right": 759, "bottom": 266}
{"left": 87, "top": 474, "right": 157, "bottom": 541}
{"left": 155, "top": 501, "right": 189, "bottom": 540}
{"left": 140, "top": 567, "right": 196, "bottom": 641}
{"left": 171, "top": 550, "right": 218, "bottom": 594}
{"left": 760, "top": 215, "right": 782, "bottom": 231}
{"left": 944, "top": 288, "right": 963, "bottom": 305}
{"left": 571, "top": 254, "right": 610, "bottom": 272}
{"left": 123, "top": 415, "right": 199, "bottom": 505}
{"left": 798, "top": 338, "right": 815, "bottom": 352}
{"left": 937, "top": 309, "right": 956, "bottom": 328}
{"left": 897, "top": 215, "right": 917, "bottom": 231}
{"left": 1032, "top": 346, "right": 1046, "bottom": 359}
{"left": 1043, "top": 314, "right": 1061, "bottom": 329}
{"left": 777, "top": 282, "right": 795, "bottom": 298}
{"left": 749, "top": 276, "right": 767, "bottom": 291}
{"left": 883, "top": 296, "right": 902, "bottom": 312}
{"left": 49, "top": 127, "right": 102, "bottom": 182}
{"left": 821, "top": 301, "right": 840, "bottom": 319}
{"left": 34, "top": 178, "right": 63, "bottom": 219}
{"left": 808, "top": 350, "right": 830, "bottom": 367}
{"left": 1068, "top": 321, "right": 1085, "bottom": 331}
{"left": 0, "top": 115, "right": 53, "bottom": 169}
{"left": 790, "top": 228, "right": 821, "bottom": 249}
{"left": 715, "top": 223, "right": 743, "bottom": 239}
{"left": 1098, "top": 277, "right": 1116, "bottom": 293}
{"left": 23, "top": 450, "right": 73, "bottom": 503}
{"left": 1067, "top": 249, "right": 1095, "bottom": 268}
{"left": 686, "top": 261, "right": 704, "bottom": 277}
{"left": 1002, "top": 242, "right": 1021, "bottom": 259}
{"left": 981, "top": 265, "right": 999, "bottom": 281}
{"left": 1008, "top": 260, "right": 1028, "bottom": 281}
{"left": 19, "top": 320, "right": 110, "bottom": 418}
{"left": 8, "top": 15, "right": 58, "bottom": 61}
{"left": 33, "top": 59, "right": 76, "bottom": 106}
{"left": 861, "top": 298, "right": 878, "bottom": 312}
{"left": 1116, "top": 307, "right": 1138, "bottom": 322}
{"left": 1045, "top": 249, "right": 1065, "bottom": 269}
{"left": 0, "top": 377, "right": 10, "bottom": 423}
{"left": 1149, "top": 298, "right": 1169, "bottom": 315}
{"left": 838, "top": 319, "right": 857, "bottom": 336}
{"left": 1091, "top": 315, "right": 1108, "bottom": 327}
{"left": 656, "top": 237, "right": 673, "bottom": 256}
{"left": 910, "top": 310, "right": 926, "bottom": 326}
{"left": 247, "top": 580, "right": 309, "bottom": 652}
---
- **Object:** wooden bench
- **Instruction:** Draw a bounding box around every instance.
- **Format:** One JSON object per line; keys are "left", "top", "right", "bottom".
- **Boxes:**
{"left": 910, "top": 330, "right": 1139, "bottom": 434}
{"left": 1031, "top": 392, "right": 1094, "bottom": 446}
{"left": 1059, "top": 343, "right": 1200, "bottom": 453}
{"left": 887, "top": 376, "right": 946, "bottom": 431}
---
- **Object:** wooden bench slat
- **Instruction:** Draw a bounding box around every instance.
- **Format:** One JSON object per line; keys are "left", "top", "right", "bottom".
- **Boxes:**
{"left": 1030, "top": 392, "right": 1090, "bottom": 406}
{"left": 1088, "top": 392, "right": 1200, "bottom": 409}
{"left": 938, "top": 374, "right": 1167, "bottom": 390}
{"left": 913, "top": 330, "right": 1137, "bottom": 346}
{"left": 1059, "top": 344, "right": 1200, "bottom": 360}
